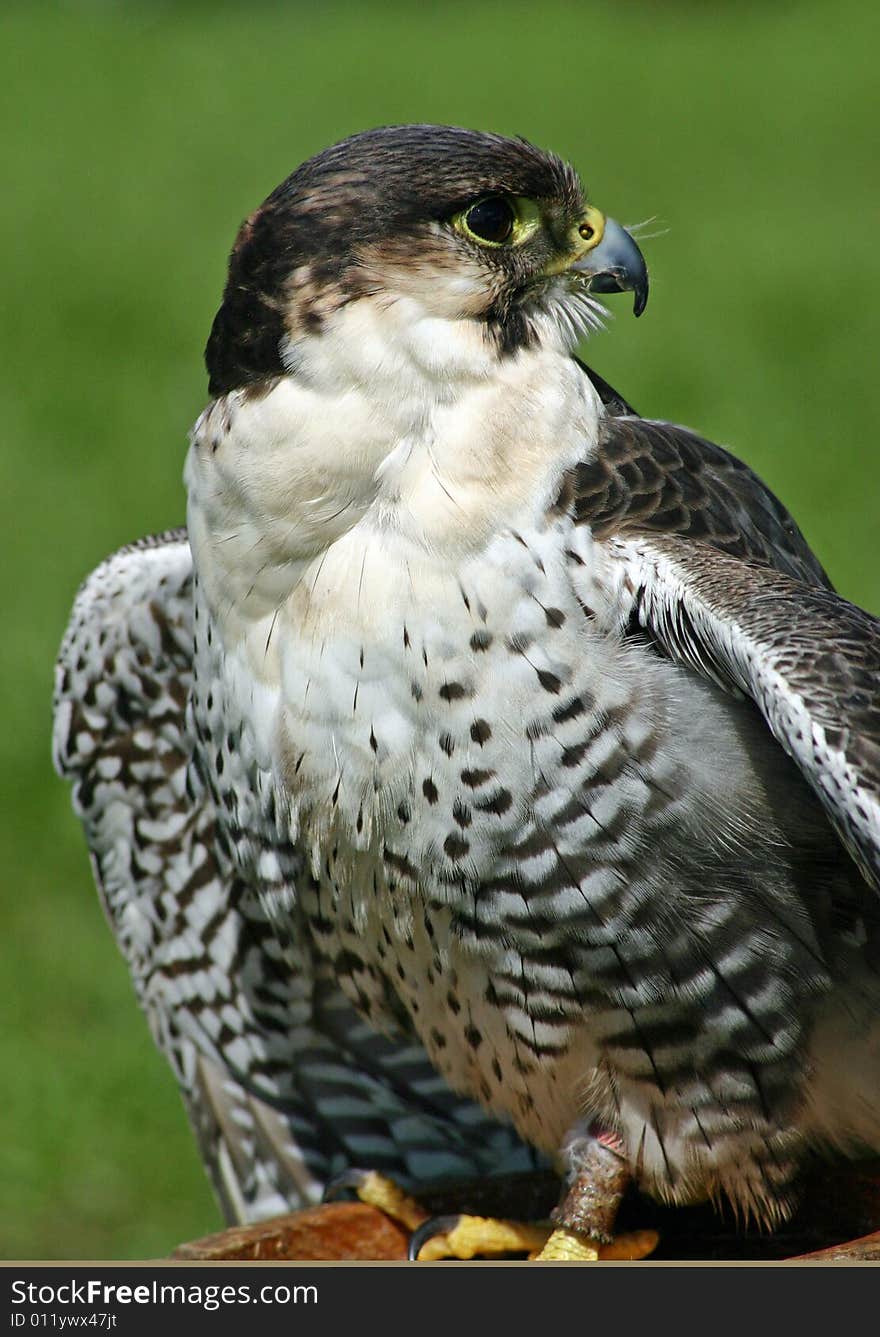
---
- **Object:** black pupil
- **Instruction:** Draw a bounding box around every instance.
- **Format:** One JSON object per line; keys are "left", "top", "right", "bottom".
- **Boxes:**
{"left": 465, "top": 197, "right": 514, "bottom": 244}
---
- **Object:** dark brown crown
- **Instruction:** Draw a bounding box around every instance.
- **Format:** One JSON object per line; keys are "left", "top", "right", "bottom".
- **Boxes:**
{"left": 205, "top": 125, "right": 583, "bottom": 396}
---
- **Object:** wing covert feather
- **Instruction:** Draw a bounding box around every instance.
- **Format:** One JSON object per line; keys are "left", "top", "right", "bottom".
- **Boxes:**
{"left": 578, "top": 417, "right": 880, "bottom": 895}
{"left": 611, "top": 535, "right": 880, "bottom": 893}
{"left": 575, "top": 419, "right": 877, "bottom": 898}
{"left": 578, "top": 415, "right": 832, "bottom": 588}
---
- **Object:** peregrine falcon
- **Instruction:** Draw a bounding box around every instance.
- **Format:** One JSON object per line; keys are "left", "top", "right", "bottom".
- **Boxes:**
{"left": 54, "top": 125, "right": 880, "bottom": 1256}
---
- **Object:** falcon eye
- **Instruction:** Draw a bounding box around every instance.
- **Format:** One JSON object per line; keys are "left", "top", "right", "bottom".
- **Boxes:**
{"left": 451, "top": 195, "right": 542, "bottom": 249}
{"left": 460, "top": 196, "right": 516, "bottom": 246}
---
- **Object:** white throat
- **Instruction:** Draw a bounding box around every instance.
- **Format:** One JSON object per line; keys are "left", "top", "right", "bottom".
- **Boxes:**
{"left": 185, "top": 295, "right": 604, "bottom": 632}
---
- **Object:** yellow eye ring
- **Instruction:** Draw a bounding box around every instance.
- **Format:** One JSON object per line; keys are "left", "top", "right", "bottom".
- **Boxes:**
{"left": 452, "top": 195, "right": 542, "bottom": 249}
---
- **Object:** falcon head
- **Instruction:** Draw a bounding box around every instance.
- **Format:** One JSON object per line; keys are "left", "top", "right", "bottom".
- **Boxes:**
{"left": 205, "top": 125, "right": 648, "bottom": 397}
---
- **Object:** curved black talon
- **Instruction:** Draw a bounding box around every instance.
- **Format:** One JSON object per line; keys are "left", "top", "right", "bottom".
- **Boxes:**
{"left": 408, "top": 1213, "right": 463, "bottom": 1262}
{"left": 322, "top": 1168, "right": 370, "bottom": 1203}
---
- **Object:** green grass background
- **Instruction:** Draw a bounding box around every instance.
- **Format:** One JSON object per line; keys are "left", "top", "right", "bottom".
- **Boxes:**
{"left": 2, "top": 0, "right": 877, "bottom": 1259}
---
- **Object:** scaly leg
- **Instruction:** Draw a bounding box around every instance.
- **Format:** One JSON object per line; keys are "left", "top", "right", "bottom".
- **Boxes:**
{"left": 537, "top": 1127, "right": 632, "bottom": 1261}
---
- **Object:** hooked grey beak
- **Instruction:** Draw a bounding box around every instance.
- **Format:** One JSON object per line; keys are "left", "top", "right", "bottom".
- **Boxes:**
{"left": 570, "top": 217, "right": 649, "bottom": 317}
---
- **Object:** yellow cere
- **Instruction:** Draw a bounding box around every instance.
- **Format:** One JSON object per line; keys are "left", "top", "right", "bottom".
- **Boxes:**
{"left": 542, "top": 205, "right": 606, "bottom": 276}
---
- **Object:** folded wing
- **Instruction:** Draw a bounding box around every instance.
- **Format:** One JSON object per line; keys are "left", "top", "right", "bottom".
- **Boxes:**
{"left": 580, "top": 416, "right": 880, "bottom": 894}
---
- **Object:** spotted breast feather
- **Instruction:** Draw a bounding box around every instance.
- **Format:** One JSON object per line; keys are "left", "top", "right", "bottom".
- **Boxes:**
{"left": 52, "top": 530, "right": 542, "bottom": 1227}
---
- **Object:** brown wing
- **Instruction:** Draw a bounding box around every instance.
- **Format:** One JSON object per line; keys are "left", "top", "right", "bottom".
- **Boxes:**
{"left": 575, "top": 414, "right": 832, "bottom": 589}
{"left": 572, "top": 416, "right": 880, "bottom": 893}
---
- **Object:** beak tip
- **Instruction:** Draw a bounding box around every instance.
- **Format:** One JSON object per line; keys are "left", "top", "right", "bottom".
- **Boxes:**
{"left": 572, "top": 216, "right": 649, "bottom": 320}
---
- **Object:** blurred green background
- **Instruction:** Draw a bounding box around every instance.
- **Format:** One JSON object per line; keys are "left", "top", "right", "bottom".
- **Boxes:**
{"left": 2, "top": 0, "right": 877, "bottom": 1259}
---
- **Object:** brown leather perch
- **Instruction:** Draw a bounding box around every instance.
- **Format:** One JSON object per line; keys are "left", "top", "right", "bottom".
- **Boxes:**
{"left": 173, "top": 1162, "right": 880, "bottom": 1262}
{"left": 174, "top": 1202, "right": 410, "bottom": 1262}
{"left": 792, "top": 1231, "right": 880, "bottom": 1263}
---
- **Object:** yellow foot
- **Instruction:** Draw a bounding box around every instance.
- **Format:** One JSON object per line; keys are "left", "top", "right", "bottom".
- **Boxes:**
{"left": 535, "top": 1227, "right": 601, "bottom": 1261}
{"left": 413, "top": 1214, "right": 553, "bottom": 1261}
{"left": 325, "top": 1171, "right": 549, "bottom": 1258}
{"left": 416, "top": 1218, "right": 658, "bottom": 1262}
{"left": 325, "top": 1170, "right": 658, "bottom": 1262}
{"left": 534, "top": 1225, "right": 657, "bottom": 1261}
{"left": 591, "top": 1230, "right": 659, "bottom": 1261}
{"left": 345, "top": 1169, "right": 428, "bottom": 1233}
